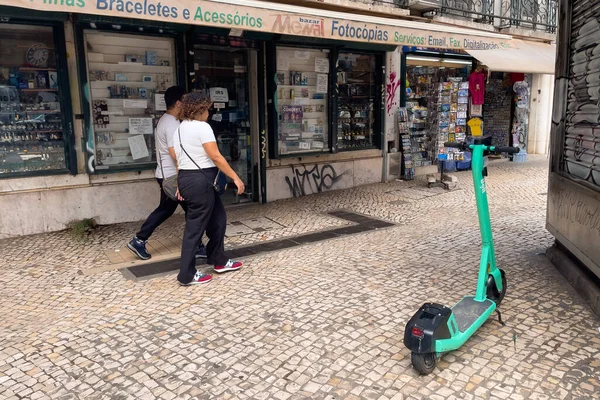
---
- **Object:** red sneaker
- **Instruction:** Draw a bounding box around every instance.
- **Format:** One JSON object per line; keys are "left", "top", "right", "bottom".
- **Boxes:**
{"left": 180, "top": 271, "right": 212, "bottom": 286}
{"left": 214, "top": 260, "right": 243, "bottom": 273}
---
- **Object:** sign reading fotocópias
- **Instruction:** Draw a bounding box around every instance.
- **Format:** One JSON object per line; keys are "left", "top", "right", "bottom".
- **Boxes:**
{"left": 1, "top": 0, "right": 515, "bottom": 50}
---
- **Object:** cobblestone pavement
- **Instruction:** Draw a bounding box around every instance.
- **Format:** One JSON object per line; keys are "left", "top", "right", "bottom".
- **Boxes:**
{"left": 1, "top": 155, "right": 599, "bottom": 400}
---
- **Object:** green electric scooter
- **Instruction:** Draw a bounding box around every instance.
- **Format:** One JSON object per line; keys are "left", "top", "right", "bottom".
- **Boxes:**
{"left": 403, "top": 137, "right": 520, "bottom": 375}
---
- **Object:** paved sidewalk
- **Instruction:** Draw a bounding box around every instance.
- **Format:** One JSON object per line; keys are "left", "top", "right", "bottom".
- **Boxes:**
{"left": 0, "top": 155, "right": 599, "bottom": 400}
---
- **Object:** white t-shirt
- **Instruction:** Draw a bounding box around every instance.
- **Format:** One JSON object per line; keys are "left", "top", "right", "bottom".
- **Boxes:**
{"left": 173, "top": 120, "right": 217, "bottom": 170}
{"left": 154, "top": 113, "right": 180, "bottom": 179}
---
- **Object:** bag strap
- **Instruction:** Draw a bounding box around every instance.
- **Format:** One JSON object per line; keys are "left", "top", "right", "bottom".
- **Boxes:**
{"left": 178, "top": 126, "right": 219, "bottom": 185}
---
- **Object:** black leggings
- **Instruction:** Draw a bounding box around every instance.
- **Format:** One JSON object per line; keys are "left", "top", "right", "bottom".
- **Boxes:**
{"left": 177, "top": 168, "right": 228, "bottom": 284}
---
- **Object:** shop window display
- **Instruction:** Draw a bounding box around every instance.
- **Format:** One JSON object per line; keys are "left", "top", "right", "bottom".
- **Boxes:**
{"left": 0, "top": 24, "right": 67, "bottom": 175}
{"left": 336, "top": 53, "right": 376, "bottom": 150}
{"left": 404, "top": 60, "right": 471, "bottom": 168}
{"left": 276, "top": 47, "right": 329, "bottom": 155}
{"left": 84, "top": 31, "right": 176, "bottom": 170}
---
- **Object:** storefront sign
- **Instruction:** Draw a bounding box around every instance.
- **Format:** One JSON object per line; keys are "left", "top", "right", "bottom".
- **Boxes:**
{"left": 154, "top": 93, "right": 167, "bottom": 111}
{"left": 316, "top": 74, "right": 328, "bottom": 93}
{"left": 210, "top": 87, "right": 229, "bottom": 103}
{"left": 3, "top": 0, "right": 515, "bottom": 50}
{"left": 128, "top": 134, "right": 150, "bottom": 160}
{"left": 129, "top": 117, "right": 154, "bottom": 135}
{"left": 315, "top": 58, "right": 329, "bottom": 73}
{"left": 123, "top": 99, "right": 147, "bottom": 109}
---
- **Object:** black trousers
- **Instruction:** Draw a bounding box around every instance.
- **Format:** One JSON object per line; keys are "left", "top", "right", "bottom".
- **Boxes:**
{"left": 136, "top": 178, "right": 187, "bottom": 241}
{"left": 177, "top": 169, "right": 228, "bottom": 284}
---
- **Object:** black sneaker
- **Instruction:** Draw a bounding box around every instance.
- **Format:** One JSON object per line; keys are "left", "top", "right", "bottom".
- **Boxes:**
{"left": 195, "top": 243, "right": 207, "bottom": 259}
{"left": 127, "top": 237, "right": 151, "bottom": 260}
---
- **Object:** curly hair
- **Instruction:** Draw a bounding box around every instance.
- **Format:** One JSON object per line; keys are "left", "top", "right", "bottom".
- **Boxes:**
{"left": 177, "top": 91, "right": 212, "bottom": 121}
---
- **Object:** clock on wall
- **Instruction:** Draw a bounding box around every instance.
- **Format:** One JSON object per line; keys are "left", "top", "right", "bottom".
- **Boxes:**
{"left": 26, "top": 43, "right": 50, "bottom": 68}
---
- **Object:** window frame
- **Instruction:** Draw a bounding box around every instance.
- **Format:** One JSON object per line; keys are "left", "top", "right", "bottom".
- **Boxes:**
{"left": 74, "top": 17, "right": 186, "bottom": 175}
{"left": 267, "top": 42, "right": 337, "bottom": 159}
{"left": 266, "top": 40, "right": 386, "bottom": 160}
{"left": 334, "top": 49, "right": 385, "bottom": 153}
{"left": 0, "top": 17, "right": 77, "bottom": 179}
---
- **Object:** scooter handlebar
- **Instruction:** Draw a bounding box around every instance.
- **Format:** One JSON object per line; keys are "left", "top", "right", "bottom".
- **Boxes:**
{"left": 444, "top": 142, "right": 520, "bottom": 155}
{"left": 444, "top": 142, "right": 468, "bottom": 151}
{"left": 493, "top": 146, "right": 520, "bottom": 155}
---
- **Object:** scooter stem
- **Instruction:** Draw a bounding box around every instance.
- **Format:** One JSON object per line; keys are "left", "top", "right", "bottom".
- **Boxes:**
{"left": 470, "top": 143, "right": 497, "bottom": 302}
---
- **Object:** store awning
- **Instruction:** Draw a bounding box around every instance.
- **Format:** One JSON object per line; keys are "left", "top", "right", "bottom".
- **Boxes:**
{"left": 1, "top": 0, "right": 514, "bottom": 51}
{"left": 466, "top": 39, "right": 556, "bottom": 74}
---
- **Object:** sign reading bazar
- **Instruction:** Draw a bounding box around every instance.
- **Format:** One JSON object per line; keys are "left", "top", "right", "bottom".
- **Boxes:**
{"left": 2, "top": 0, "right": 514, "bottom": 50}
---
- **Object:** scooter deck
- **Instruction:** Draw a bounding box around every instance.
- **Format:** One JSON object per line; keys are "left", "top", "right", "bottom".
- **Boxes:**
{"left": 452, "top": 297, "right": 495, "bottom": 332}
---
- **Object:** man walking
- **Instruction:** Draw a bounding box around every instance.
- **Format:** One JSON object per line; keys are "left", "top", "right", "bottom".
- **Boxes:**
{"left": 127, "top": 86, "right": 206, "bottom": 260}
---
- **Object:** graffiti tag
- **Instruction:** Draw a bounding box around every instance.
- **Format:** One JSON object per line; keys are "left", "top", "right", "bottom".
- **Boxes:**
{"left": 554, "top": 188, "right": 600, "bottom": 236}
{"left": 260, "top": 130, "right": 267, "bottom": 159}
{"left": 285, "top": 164, "right": 346, "bottom": 197}
{"left": 386, "top": 71, "right": 401, "bottom": 115}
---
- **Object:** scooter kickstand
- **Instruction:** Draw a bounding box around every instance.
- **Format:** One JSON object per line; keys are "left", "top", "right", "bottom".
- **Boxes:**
{"left": 495, "top": 309, "right": 506, "bottom": 327}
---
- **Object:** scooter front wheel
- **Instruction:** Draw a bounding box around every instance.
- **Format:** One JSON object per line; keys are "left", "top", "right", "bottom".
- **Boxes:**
{"left": 486, "top": 269, "right": 507, "bottom": 305}
{"left": 411, "top": 352, "right": 436, "bottom": 375}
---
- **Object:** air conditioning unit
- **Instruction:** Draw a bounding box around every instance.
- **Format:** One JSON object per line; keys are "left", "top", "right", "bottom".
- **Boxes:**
{"left": 407, "top": 0, "right": 441, "bottom": 12}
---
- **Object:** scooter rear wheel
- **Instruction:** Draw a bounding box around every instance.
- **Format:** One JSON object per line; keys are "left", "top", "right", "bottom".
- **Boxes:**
{"left": 486, "top": 269, "right": 507, "bottom": 305}
{"left": 411, "top": 352, "right": 436, "bottom": 375}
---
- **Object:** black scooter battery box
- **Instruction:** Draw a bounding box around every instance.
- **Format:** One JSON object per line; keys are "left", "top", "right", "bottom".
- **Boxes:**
{"left": 404, "top": 303, "right": 453, "bottom": 354}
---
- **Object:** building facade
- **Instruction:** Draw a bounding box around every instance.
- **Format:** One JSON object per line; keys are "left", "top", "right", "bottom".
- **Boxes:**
{"left": 0, "top": 0, "right": 556, "bottom": 238}
{"left": 546, "top": 0, "right": 600, "bottom": 314}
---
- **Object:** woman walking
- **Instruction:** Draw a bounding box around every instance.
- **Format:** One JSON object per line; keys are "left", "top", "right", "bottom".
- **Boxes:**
{"left": 174, "top": 92, "right": 245, "bottom": 285}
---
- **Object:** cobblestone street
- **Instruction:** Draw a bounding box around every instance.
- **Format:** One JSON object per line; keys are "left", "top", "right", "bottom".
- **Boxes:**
{"left": 1, "top": 156, "right": 599, "bottom": 400}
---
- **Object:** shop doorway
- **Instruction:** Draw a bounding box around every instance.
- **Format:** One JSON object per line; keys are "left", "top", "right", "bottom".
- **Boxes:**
{"left": 189, "top": 45, "right": 257, "bottom": 205}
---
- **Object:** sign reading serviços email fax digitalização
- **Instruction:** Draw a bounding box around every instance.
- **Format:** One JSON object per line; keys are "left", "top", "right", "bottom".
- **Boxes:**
{"left": 4, "top": 0, "right": 514, "bottom": 50}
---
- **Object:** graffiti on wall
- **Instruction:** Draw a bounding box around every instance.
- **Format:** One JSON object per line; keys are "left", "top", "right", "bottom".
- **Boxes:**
{"left": 84, "top": 83, "right": 96, "bottom": 173}
{"left": 284, "top": 164, "right": 347, "bottom": 197}
{"left": 512, "top": 80, "right": 530, "bottom": 151}
{"left": 260, "top": 130, "right": 267, "bottom": 159}
{"left": 561, "top": 0, "right": 600, "bottom": 187}
{"left": 553, "top": 188, "right": 600, "bottom": 236}
{"left": 386, "top": 71, "right": 401, "bottom": 115}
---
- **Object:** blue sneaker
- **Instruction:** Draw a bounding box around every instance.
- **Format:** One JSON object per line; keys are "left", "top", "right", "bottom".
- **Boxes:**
{"left": 195, "top": 243, "right": 207, "bottom": 259}
{"left": 127, "top": 237, "right": 151, "bottom": 260}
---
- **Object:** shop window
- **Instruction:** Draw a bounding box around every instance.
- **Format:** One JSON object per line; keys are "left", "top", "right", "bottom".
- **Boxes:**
{"left": 0, "top": 24, "right": 68, "bottom": 176}
{"left": 275, "top": 47, "right": 330, "bottom": 155}
{"left": 83, "top": 31, "right": 176, "bottom": 171}
{"left": 336, "top": 53, "right": 377, "bottom": 151}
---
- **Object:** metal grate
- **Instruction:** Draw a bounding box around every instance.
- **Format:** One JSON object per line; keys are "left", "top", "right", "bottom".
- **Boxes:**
{"left": 563, "top": 1, "right": 600, "bottom": 188}
{"left": 436, "top": 0, "right": 557, "bottom": 33}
